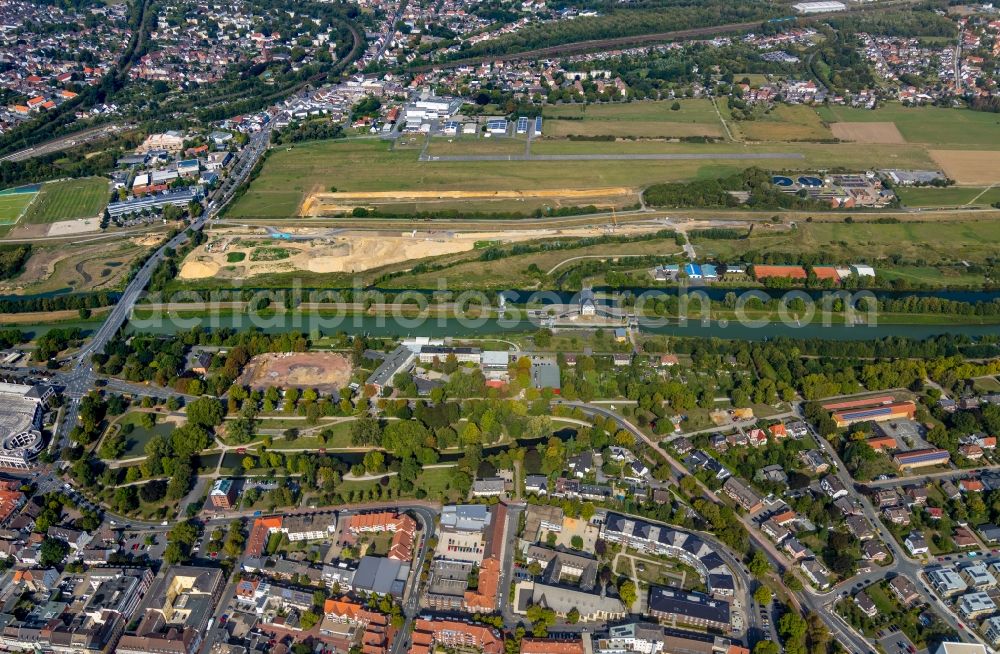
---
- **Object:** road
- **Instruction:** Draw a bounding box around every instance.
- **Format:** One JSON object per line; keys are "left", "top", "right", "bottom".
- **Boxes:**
{"left": 52, "top": 126, "right": 271, "bottom": 451}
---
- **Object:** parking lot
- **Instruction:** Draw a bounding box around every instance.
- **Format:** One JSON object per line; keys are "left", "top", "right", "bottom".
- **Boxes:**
{"left": 875, "top": 625, "right": 920, "bottom": 654}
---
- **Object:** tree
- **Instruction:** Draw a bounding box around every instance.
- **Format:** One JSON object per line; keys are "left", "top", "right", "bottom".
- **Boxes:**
{"left": 754, "top": 642, "right": 780, "bottom": 654}
{"left": 186, "top": 396, "right": 224, "bottom": 428}
{"left": 566, "top": 607, "right": 580, "bottom": 624}
{"left": 618, "top": 579, "right": 637, "bottom": 607}
{"left": 783, "top": 570, "right": 803, "bottom": 591}
{"left": 363, "top": 450, "right": 385, "bottom": 475}
{"left": 748, "top": 549, "right": 771, "bottom": 578}
{"left": 40, "top": 537, "right": 70, "bottom": 566}
{"left": 754, "top": 585, "right": 773, "bottom": 606}
{"left": 571, "top": 535, "right": 584, "bottom": 550}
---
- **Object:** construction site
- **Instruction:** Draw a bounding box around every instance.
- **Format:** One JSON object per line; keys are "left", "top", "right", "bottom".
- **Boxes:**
{"left": 176, "top": 222, "right": 668, "bottom": 281}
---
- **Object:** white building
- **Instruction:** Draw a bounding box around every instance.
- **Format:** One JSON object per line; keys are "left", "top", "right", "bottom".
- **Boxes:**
{"left": 0, "top": 383, "right": 52, "bottom": 469}
{"left": 957, "top": 591, "right": 996, "bottom": 619}
{"left": 793, "top": 1, "right": 846, "bottom": 12}
{"left": 928, "top": 568, "right": 968, "bottom": 596}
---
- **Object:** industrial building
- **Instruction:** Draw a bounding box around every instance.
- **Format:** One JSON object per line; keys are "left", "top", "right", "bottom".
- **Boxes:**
{"left": 793, "top": 1, "right": 846, "bottom": 13}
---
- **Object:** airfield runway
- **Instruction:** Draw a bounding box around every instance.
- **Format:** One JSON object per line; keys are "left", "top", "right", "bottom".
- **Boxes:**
{"left": 419, "top": 152, "right": 805, "bottom": 162}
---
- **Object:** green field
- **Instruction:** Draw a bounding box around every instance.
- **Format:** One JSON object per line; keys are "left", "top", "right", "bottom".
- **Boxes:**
{"left": 0, "top": 189, "right": 38, "bottom": 224}
{"left": 816, "top": 104, "right": 1000, "bottom": 147}
{"left": 22, "top": 178, "right": 110, "bottom": 224}
{"left": 542, "top": 99, "right": 725, "bottom": 138}
{"left": 896, "top": 186, "right": 1000, "bottom": 207}
{"left": 692, "top": 219, "right": 1000, "bottom": 286}
{"left": 733, "top": 104, "right": 833, "bottom": 142}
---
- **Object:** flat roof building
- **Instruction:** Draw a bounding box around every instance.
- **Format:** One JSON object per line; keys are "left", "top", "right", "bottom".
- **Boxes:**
{"left": 648, "top": 586, "right": 731, "bottom": 631}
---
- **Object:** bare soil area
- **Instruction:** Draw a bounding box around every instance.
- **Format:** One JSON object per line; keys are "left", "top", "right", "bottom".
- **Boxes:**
{"left": 238, "top": 351, "right": 353, "bottom": 392}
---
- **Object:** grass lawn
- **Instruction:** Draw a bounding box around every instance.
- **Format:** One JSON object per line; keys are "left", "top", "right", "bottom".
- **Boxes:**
{"left": 895, "top": 186, "right": 1000, "bottom": 207}
{"left": 427, "top": 137, "right": 527, "bottom": 156}
{"left": 542, "top": 99, "right": 724, "bottom": 138}
{"left": 268, "top": 421, "right": 354, "bottom": 449}
{"left": 415, "top": 466, "right": 461, "bottom": 502}
{"left": 974, "top": 376, "right": 1000, "bottom": 392}
{"left": 22, "top": 177, "right": 110, "bottom": 223}
{"left": 816, "top": 104, "right": 1000, "bottom": 148}
{"left": 697, "top": 219, "right": 1000, "bottom": 273}
{"left": 0, "top": 189, "right": 38, "bottom": 224}
{"left": 227, "top": 252, "right": 246, "bottom": 263}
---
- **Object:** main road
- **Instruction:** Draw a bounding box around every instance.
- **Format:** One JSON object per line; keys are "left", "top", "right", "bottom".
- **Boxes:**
{"left": 53, "top": 126, "right": 271, "bottom": 450}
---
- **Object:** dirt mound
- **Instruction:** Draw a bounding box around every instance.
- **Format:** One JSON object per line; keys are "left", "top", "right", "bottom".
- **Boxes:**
{"left": 179, "top": 259, "right": 221, "bottom": 279}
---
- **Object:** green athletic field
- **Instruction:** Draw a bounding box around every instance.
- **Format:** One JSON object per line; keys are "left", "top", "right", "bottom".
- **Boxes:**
{"left": 22, "top": 177, "right": 111, "bottom": 224}
{"left": 0, "top": 188, "right": 39, "bottom": 224}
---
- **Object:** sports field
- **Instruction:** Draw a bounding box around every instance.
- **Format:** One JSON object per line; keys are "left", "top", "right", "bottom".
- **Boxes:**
{"left": 542, "top": 99, "right": 725, "bottom": 138}
{"left": 0, "top": 187, "right": 39, "bottom": 224}
{"left": 22, "top": 177, "right": 110, "bottom": 224}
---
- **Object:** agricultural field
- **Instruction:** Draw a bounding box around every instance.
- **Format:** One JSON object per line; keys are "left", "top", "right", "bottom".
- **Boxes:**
{"left": 22, "top": 177, "right": 110, "bottom": 224}
{"left": 816, "top": 104, "right": 1000, "bottom": 147}
{"left": 829, "top": 122, "right": 905, "bottom": 145}
{"left": 731, "top": 104, "right": 833, "bottom": 142}
{"left": 541, "top": 99, "right": 725, "bottom": 138}
{"left": 930, "top": 150, "right": 1000, "bottom": 185}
